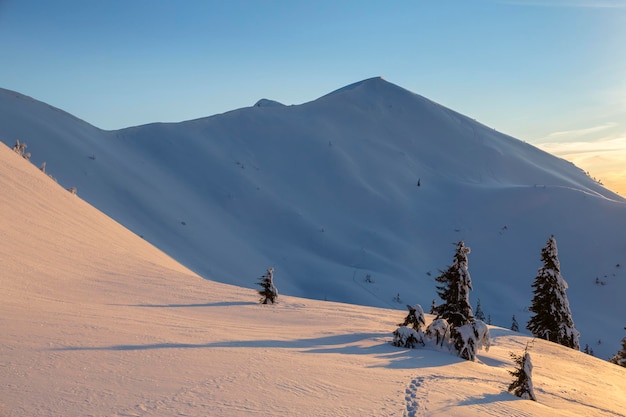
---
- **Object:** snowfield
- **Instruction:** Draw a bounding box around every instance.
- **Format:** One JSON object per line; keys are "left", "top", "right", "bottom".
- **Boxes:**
{"left": 1, "top": 143, "right": 625, "bottom": 416}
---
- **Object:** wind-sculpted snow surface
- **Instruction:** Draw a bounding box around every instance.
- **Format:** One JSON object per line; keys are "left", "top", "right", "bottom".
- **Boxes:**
{"left": 1, "top": 78, "right": 626, "bottom": 359}
{"left": 1, "top": 143, "right": 625, "bottom": 415}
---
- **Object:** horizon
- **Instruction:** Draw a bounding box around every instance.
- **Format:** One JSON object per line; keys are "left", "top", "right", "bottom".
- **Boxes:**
{"left": 1, "top": 0, "right": 625, "bottom": 194}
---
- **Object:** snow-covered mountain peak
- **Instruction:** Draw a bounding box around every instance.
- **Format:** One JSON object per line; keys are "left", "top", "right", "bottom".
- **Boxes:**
{"left": 253, "top": 98, "right": 285, "bottom": 108}
{"left": 315, "top": 76, "right": 432, "bottom": 111}
{"left": 321, "top": 75, "right": 389, "bottom": 95}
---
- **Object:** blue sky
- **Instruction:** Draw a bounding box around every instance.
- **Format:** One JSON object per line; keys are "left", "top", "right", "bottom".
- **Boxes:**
{"left": 1, "top": 0, "right": 625, "bottom": 192}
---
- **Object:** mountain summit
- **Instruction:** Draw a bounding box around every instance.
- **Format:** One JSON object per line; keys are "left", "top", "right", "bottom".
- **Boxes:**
{"left": 1, "top": 79, "right": 625, "bottom": 357}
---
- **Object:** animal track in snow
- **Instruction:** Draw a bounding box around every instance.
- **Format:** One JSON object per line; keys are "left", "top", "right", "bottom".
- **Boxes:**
{"left": 404, "top": 376, "right": 424, "bottom": 417}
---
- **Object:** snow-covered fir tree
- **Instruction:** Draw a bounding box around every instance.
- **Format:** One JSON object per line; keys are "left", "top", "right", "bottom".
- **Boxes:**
{"left": 453, "top": 320, "right": 490, "bottom": 361}
{"left": 508, "top": 343, "right": 537, "bottom": 401}
{"left": 394, "top": 304, "right": 426, "bottom": 348}
{"left": 392, "top": 326, "right": 424, "bottom": 348}
{"left": 511, "top": 315, "right": 519, "bottom": 332}
{"left": 526, "top": 235, "right": 580, "bottom": 350}
{"left": 12, "top": 139, "right": 30, "bottom": 160}
{"left": 257, "top": 267, "right": 278, "bottom": 304}
{"left": 398, "top": 304, "right": 426, "bottom": 331}
{"left": 434, "top": 241, "right": 474, "bottom": 328}
{"left": 609, "top": 327, "right": 626, "bottom": 367}
{"left": 425, "top": 318, "right": 450, "bottom": 347}
{"left": 474, "top": 298, "right": 485, "bottom": 321}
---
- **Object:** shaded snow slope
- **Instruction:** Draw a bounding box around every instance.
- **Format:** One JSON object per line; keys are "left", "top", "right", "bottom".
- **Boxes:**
{"left": 1, "top": 142, "right": 625, "bottom": 416}
{"left": 1, "top": 79, "right": 625, "bottom": 360}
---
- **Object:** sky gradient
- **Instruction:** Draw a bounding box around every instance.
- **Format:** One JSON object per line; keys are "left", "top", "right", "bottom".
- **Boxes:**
{"left": 1, "top": 0, "right": 625, "bottom": 194}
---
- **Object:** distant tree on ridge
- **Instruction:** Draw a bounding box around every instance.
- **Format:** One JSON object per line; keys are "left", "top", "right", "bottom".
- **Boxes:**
{"left": 12, "top": 139, "right": 30, "bottom": 160}
{"left": 257, "top": 267, "right": 278, "bottom": 304}
{"left": 511, "top": 315, "right": 519, "bottom": 332}
{"left": 474, "top": 298, "right": 485, "bottom": 321}
{"left": 610, "top": 327, "right": 626, "bottom": 367}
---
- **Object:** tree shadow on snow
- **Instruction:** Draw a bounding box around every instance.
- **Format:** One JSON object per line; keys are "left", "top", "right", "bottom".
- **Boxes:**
{"left": 477, "top": 355, "right": 509, "bottom": 368}
{"left": 53, "top": 332, "right": 388, "bottom": 353}
{"left": 119, "top": 301, "right": 258, "bottom": 308}
{"left": 53, "top": 332, "right": 470, "bottom": 370}
{"left": 371, "top": 347, "right": 467, "bottom": 369}
{"left": 300, "top": 336, "right": 467, "bottom": 369}
{"left": 457, "top": 391, "right": 518, "bottom": 406}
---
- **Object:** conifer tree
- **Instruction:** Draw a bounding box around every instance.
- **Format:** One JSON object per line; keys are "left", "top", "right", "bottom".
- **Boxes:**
{"left": 508, "top": 343, "right": 537, "bottom": 401}
{"left": 13, "top": 139, "right": 30, "bottom": 160}
{"left": 474, "top": 298, "right": 485, "bottom": 321}
{"left": 257, "top": 267, "right": 278, "bottom": 304}
{"left": 610, "top": 327, "right": 626, "bottom": 367}
{"left": 454, "top": 320, "right": 490, "bottom": 361}
{"left": 398, "top": 304, "right": 426, "bottom": 331}
{"left": 392, "top": 326, "right": 423, "bottom": 348}
{"left": 511, "top": 315, "right": 519, "bottom": 332}
{"left": 434, "top": 241, "right": 474, "bottom": 328}
{"left": 394, "top": 304, "right": 427, "bottom": 349}
{"left": 526, "top": 236, "right": 580, "bottom": 350}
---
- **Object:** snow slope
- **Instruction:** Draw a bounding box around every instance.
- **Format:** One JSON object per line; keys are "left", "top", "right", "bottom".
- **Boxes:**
{"left": 1, "top": 78, "right": 626, "bottom": 360}
{"left": 1, "top": 142, "right": 625, "bottom": 416}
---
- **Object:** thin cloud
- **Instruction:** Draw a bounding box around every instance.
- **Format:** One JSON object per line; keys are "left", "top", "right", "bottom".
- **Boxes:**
{"left": 538, "top": 134, "right": 626, "bottom": 154}
{"left": 537, "top": 135, "right": 626, "bottom": 195}
{"left": 540, "top": 123, "right": 619, "bottom": 142}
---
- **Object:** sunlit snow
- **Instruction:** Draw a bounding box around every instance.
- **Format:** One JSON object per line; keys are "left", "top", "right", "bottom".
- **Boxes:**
{"left": 1, "top": 141, "right": 625, "bottom": 416}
